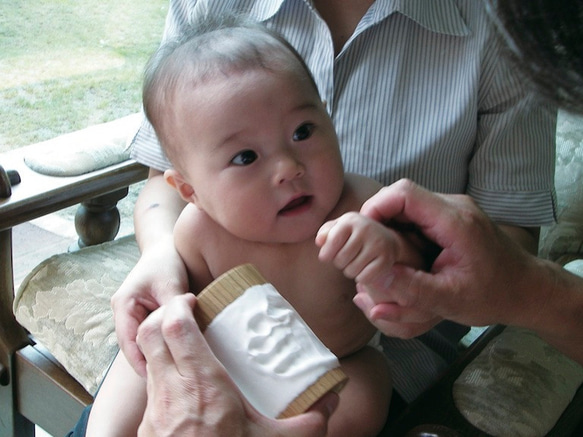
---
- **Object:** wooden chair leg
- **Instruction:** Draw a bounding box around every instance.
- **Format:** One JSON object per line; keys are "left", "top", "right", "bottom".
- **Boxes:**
{"left": 0, "top": 228, "right": 35, "bottom": 436}
{"left": 0, "top": 368, "right": 35, "bottom": 437}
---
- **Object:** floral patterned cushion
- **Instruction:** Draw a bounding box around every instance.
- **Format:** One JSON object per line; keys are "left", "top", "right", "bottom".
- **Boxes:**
{"left": 13, "top": 236, "right": 139, "bottom": 395}
{"left": 539, "top": 110, "right": 583, "bottom": 261}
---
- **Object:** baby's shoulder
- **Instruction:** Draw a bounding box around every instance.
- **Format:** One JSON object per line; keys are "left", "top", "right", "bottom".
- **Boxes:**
{"left": 174, "top": 204, "right": 225, "bottom": 252}
{"left": 177, "top": 203, "right": 214, "bottom": 230}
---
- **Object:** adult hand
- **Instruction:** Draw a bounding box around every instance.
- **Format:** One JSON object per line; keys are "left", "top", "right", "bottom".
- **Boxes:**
{"left": 356, "top": 179, "right": 537, "bottom": 334}
{"left": 111, "top": 238, "right": 189, "bottom": 377}
{"left": 137, "top": 294, "right": 338, "bottom": 437}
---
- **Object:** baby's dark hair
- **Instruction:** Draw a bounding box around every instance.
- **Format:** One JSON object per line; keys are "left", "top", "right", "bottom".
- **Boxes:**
{"left": 143, "top": 13, "right": 320, "bottom": 157}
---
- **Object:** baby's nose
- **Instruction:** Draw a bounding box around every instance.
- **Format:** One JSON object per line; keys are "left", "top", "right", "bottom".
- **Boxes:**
{"left": 274, "top": 154, "right": 305, "bottom": 184}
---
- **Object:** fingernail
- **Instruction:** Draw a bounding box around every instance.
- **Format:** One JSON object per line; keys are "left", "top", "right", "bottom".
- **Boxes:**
{"left": 353, "top": 293, "right": 366, "bottom": 311}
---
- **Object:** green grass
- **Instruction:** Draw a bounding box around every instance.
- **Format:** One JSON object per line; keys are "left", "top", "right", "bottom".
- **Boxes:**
{"left": 0, "top": 0, "right": 168, "bottom": 152}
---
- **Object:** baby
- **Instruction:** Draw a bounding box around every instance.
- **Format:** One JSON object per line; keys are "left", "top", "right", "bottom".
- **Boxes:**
{"left": 87, "top": 14, "right": 425, "bottom": 437}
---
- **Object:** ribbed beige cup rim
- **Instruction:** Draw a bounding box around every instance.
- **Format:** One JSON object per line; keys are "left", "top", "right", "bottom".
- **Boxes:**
{"left": 194, "top": 264, "right": 266, "bottom": 330}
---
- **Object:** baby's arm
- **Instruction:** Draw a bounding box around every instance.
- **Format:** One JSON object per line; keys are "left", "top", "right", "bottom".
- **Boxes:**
{"left": 316, "top": 212, "right": 427, "bottom": 285}
{"left": 86, "top": 352, "right": 147, "bottom": 436}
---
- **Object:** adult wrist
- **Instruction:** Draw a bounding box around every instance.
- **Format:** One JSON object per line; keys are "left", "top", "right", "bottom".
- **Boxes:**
{"left": 513, "top": 257, "right": 580, "bottom": 345}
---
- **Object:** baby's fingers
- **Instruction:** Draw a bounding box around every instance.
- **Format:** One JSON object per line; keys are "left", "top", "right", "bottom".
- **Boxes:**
{"left": 316, "top": 220, "right": 352, "bottom": 263}
{"left": 315, "top": 219, "right": 337, "bottom": 247}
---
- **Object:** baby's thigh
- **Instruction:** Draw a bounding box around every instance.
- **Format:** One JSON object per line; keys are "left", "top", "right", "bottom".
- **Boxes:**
{"left": 330, "top": 346, "right": 392, "bottom": 436}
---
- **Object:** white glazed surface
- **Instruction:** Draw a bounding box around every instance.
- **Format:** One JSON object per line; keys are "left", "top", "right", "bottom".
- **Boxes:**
{"left": 204, "top": 284, "right": 339, "bottom": 418}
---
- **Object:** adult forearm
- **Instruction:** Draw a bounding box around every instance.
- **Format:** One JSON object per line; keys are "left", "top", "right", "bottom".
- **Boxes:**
{"left": 134, "top": 169, "right": 187, "bottom": 251}
{"left": 113, "top": 168, "right": 189, "bottom": 375}
{"left": 520, "top": 258, "right": 583, "bottom": 365}
{"left": 489, "top": 226, "right": 583, "bottom": 362}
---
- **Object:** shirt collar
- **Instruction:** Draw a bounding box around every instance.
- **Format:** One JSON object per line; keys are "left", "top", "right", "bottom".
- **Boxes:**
{"left": 190, "top": 0, "right": 285, "bottom": 23}
{"left": 246, "top": 0, "right": 286, "bottom": 21}
{"left": 367, "top": 0, "right": 470, "bottom": 36}
{"left": 192, "top": 0, "right": 470, "bottom": 36}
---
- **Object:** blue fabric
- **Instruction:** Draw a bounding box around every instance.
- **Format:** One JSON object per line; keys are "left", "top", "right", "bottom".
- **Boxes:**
{"left": 66, "top": 404, "right": 92, "bottom": 437}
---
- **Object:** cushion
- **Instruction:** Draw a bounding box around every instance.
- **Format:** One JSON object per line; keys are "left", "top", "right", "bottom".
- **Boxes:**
{"left": 24, "top": 113, "right": 141, "bottom": 177}
{"left": 539, "top": 110, "right": 583, "bottom": 261}
{"left": 13, "top": 236, "right": 139, "bottom": 395}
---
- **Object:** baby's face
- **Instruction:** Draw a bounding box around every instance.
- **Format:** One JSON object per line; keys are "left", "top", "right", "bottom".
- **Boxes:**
{"left": 166, "top": 67, "right": 344, "bottom": 244}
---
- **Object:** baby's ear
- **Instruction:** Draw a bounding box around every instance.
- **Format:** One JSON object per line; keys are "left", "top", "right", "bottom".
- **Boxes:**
{"left": 164, "top": 169, "right": 197, "bottom": 203}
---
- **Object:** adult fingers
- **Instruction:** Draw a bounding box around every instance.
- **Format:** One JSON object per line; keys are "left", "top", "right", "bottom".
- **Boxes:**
{"left": 358, "top": 263, "right": 449, "bottom": 313}
{"left": 113, "top": 297, "right": 153, "bottom": 377}
{"left": 136, "top": 303, "right": 173, "bottom": 378}
{"left": 158, "top": 294, "right": 211, "bottom": 376}
{"left": 360, "top": 179, "right": 463, "bottom": 249}
{"left": 354, "top": 290, "right": 441, "bottom": 338}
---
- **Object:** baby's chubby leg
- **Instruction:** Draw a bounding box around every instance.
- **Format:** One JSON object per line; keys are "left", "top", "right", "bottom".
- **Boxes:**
{"left": 329, "top": 346, "right": 392, "bottom": 436}
{"left": 86, "top": 352, "right": 147, "bottom": 437}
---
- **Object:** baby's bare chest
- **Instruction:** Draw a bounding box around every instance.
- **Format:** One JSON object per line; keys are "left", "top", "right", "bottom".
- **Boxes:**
{"left": 202, "top": 239, "right": 374, "bottom": 355}
{"left": 206, "top": 238, "right": 351, "bottom": 305}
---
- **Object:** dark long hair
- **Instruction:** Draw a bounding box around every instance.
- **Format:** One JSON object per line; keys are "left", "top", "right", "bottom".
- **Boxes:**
{"left": 490, "top": 0, "right": 583, "bottom": 113}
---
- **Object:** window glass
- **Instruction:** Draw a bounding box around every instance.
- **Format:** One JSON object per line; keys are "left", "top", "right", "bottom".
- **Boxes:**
{"left": 0, "top": 0, "right": 167, "bottom": 152}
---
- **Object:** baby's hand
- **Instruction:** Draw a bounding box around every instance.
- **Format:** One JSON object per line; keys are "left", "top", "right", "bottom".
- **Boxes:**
{"left": 316, "top": 212, "right": 411, "bottom": 285}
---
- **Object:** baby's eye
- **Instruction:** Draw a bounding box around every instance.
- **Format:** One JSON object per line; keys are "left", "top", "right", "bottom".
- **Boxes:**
{"left": 231, "top": 150, "right": 258, "bottom": 166}
{"left": 293, "top": 123, "right": 315, "bottom": 141}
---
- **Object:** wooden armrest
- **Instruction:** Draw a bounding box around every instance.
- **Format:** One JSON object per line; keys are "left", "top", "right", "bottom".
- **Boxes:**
{"left": 0, "top": 144, "right": 148, "bottom": 232}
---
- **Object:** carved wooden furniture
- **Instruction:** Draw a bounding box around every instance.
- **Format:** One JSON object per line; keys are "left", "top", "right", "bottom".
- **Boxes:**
{"left": 0, "top": 121, "right": 148, "bottom": 436}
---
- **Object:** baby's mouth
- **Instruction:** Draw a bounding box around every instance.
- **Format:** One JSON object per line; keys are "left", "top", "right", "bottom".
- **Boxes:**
{"left": 278, "top": 195, "right": 312, "bottom": 216}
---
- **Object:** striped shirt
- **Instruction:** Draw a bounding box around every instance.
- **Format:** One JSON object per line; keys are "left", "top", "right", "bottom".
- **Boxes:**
{"left": 131, "top": 0, "right": 557, "bottom": 227}
{"left": 132, "top": 0, "right": 556, "bottom": 226}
